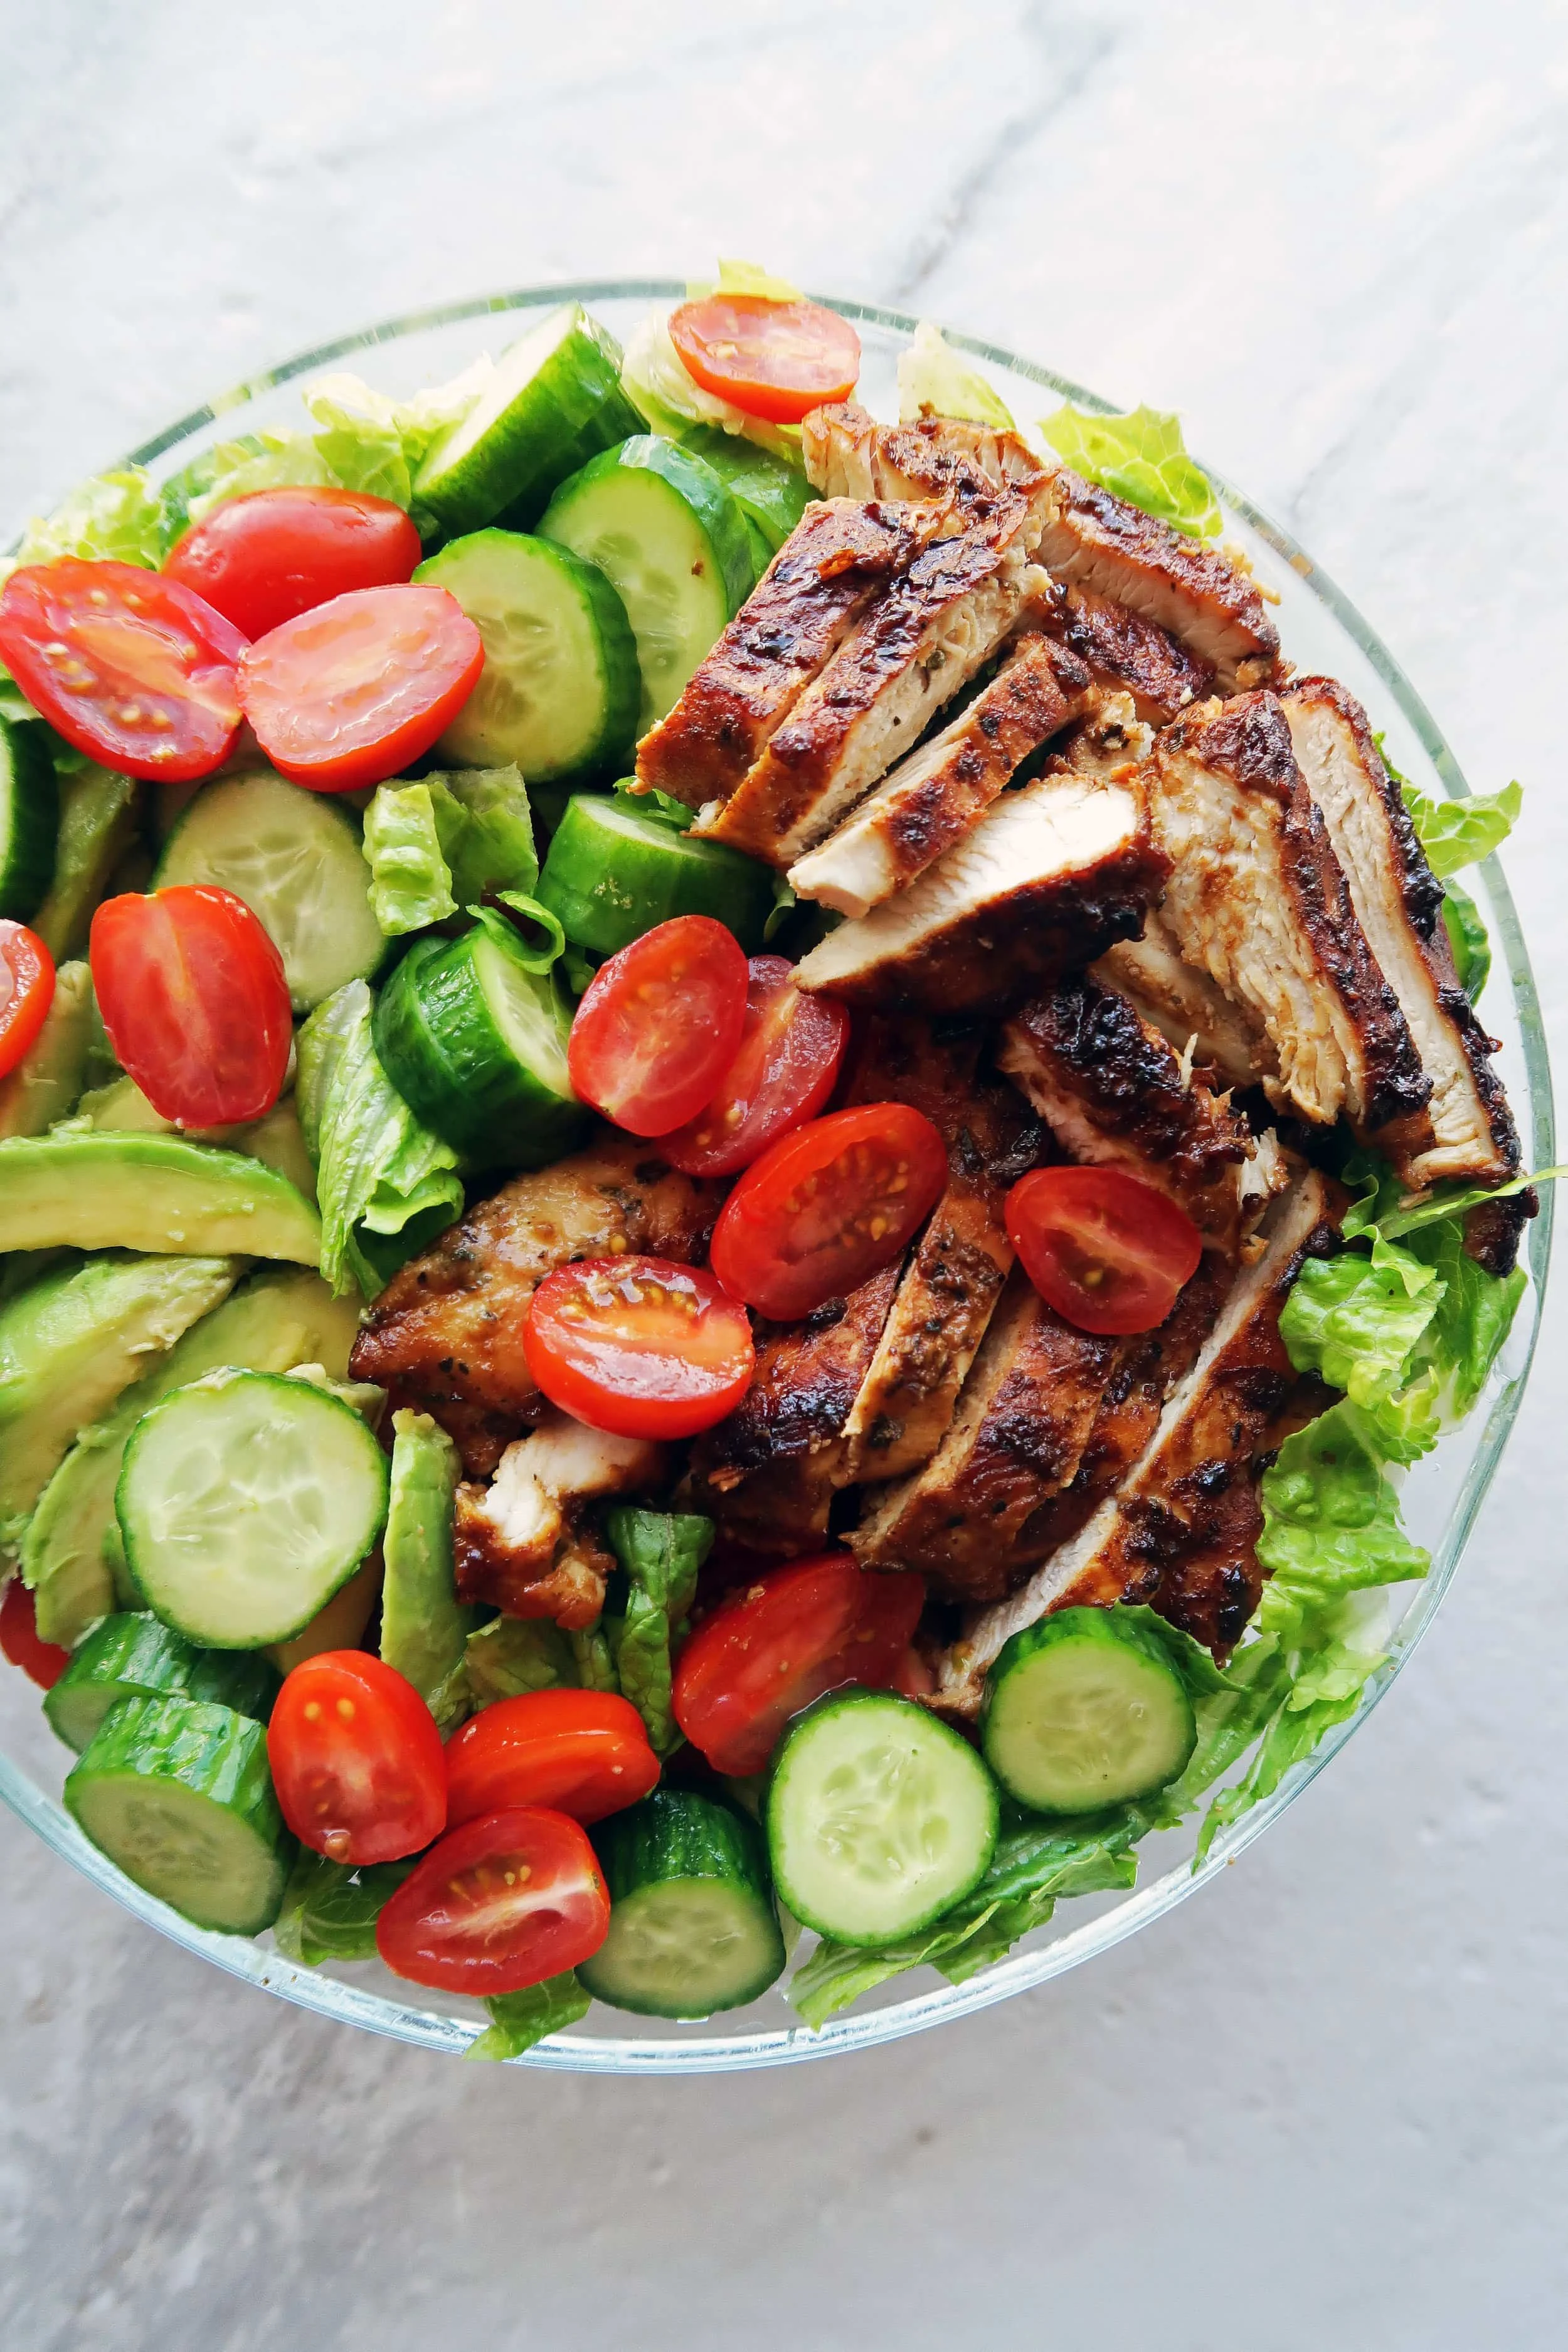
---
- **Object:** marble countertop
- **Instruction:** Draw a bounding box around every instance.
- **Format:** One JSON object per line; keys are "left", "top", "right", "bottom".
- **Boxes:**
{"left": 4, "top": 4, "right": 1566, "bottom": 2345}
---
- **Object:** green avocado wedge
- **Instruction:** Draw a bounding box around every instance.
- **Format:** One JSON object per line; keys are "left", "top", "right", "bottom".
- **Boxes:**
{"left": 0, "top": 1132, "right": 322, "bottom": 1263}
{"left": 0, "top": 960, "right": 94, "bottom": 1140}
{"left": 0, "top": 1251, "right": 238, "bottom": 1552}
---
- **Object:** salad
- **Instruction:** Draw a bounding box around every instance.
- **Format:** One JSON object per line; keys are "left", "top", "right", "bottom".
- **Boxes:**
{"left": 0, "top": 266, "right": 1544, "bottom": 2061}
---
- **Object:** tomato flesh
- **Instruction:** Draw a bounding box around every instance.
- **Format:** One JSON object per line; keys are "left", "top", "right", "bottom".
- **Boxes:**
{"left": 1005, "top": 1165, "right": 1204, "bottom": 1336}
{"left": 659, "top": 955, "right": 850, "bottom": 1177}
{"left": 0, "top": 558, "right": 246, "bottom": 782}
{"left": 525, "top": 1255, "right": 755, "bottom": 1440}
{"left": 0, "top": 1577, "right": 70, "bottom": 1690}
{"left": 708, "top": 1101, "right": 948, "bottom": 1321}
{"left": 673, "top": 1554, "right": 926, "bottom": 1776}
{"left": 445, "top": 1689, "right": 660, "bottom": 1830}
{"left": 567, "top": 914, "right": 748, "bottom": 1138}
{"left": 669, "top": 296, "right": 861, "bottom": 425}
{"left": 90, "top": 885, "right": 292, "bottom": 1128}
{"left": 375, "top": 1806, "right": 610, "bottom": 1994}
{"left": 0, "top": 923, "right": 55, "bottom": 1081}
{"left": 164, "top": 486, "right": 422, "bottom": 640}
{"left": 236, "top": 582, "right": 483, "bottom": 792}
{"left": 267, "top": 1650, "right": 447, "bottom": 1867}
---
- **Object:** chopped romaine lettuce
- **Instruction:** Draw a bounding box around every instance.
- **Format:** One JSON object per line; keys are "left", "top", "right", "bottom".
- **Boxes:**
{"left": 465, "top": 1613, "right": 577, "bottom": 1705}
{"left": 174, "top": 430, "right": 334, "bottom": 532}
{"left": 272, "top": 1850, "right": 411, "bottom": 1966}
{"left": 622, "top": 267, "right": 805, "bottom": 462}
{"left": 438, "top": 766, "right": 539, "bottom": 902}
{"left": 1401, "top": 776, "right": 1522, "bottom": 880}
{"left": 602, "top": 1506, "right": 712, "bottom": 1755}
{"left": 362, "top": 783, "right": 460, "bottom": 934}
{"left": 465, "top": 1971, "right": 591, "bottom": 2062}
{"left": 1441, "top": 882, "right": 1490, "bottom": 1000}
{"left": 1036, "top": 402, "right": 1224, "bottom": 540}
{"left": 295, "top": 978, "right": 464, "bottom": 1298}
{"left": 14, "top": 469, "right": 167, "bottom": 569}
{"left": 363, "top": 766, "right": 539, "bottom": 937}
{"left": 686, "top": 258, "right": 806, "bottom": 303}
{"left": 898, "top": 321, "right": 1015, "bottom": 429}
{"left": 304, "top": 379, "right": 413, "bottom": 507}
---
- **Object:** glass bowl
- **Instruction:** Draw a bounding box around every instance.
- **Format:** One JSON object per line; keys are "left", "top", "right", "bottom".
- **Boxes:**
{"left": 1, "top": 283, "right": 1552, "bottom": 2072}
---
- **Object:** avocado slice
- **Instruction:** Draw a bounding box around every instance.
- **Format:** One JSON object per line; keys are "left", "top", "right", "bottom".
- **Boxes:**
{"left": 26, "top": 1264, "right": 364, "bottom": 1648}
{"left": 0, "top": 1251, "right": 238, "bottom": 1554}
{"left": 0, "top": 1132, "right": 322, "bottom": 1263}
{"left": 0, "top": 961, "right": 94, "bottom": 1141}
{"left": 31, "top": 766, "right": 140, "bottom": 961}
{"left": 77, "top": 1078, "right": 319, "bottom": 1204}
{"left": 380, "top": 1409, "right": 474, "bottom": 1728}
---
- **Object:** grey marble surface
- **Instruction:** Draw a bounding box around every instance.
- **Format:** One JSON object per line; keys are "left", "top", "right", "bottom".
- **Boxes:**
{"left": 3, "top": 4, "right": 1567, "bottom": 2345}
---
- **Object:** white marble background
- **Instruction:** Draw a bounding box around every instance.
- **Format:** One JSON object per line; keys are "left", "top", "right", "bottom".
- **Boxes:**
{"left": 3, "top": 4, "right": 1566, "bottom": 2344}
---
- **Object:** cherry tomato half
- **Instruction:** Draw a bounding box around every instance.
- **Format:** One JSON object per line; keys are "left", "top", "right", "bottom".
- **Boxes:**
{"left": 0, "top": 922, "right": 55, "bottom": 1081}
{"left": 708, "top": 1101, "right": 948, "bottom": 1321}
{"left": 375, "top": 1806, "right": 610, "bottom": 1995}
{"left": 0, "top": 1577, "right": 70, "bottom": 1690}
{"left": 445, "top": 1690, "right": 660, "bottom": 1830}
{"left": 1005, "top": 1165, "right": 1204, "bottom": 1336}
{"left": 567, "top": 914, "right": 748, "bottom": 1138}
{"left": 236, "top": 583, "right": 483, "bottom": 792}
{"left": 268, "top": 1651, "right": 447, "bottom": 1867}
{"left": 525, "top": 1255, "right": 755, "bottom": 1440}
{"left": 0, "top": 559, "right": 246, "bottom": 782}
{"left": 673, "top": 1554, "right": 926, "bottom": 1776}
{"left": 658, "top": 955, "right": 850, "bottom": 1178}
{"left": 669, "top": 296, "right": 861, "bottom": 425}
{"left": 164, "top": 486, "right": 423, "bottom": 641}
{"left": 90, "top": 884, "right": 292, "bottom": 1128}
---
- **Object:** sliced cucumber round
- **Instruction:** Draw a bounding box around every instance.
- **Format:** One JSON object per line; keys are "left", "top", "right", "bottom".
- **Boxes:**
{"left": 578, "top": 1789, "right": 786, "bottom": 2018}
{"left": 65, "top": 1692, "right": 290, "bottom": 1934}
{"left": 679, "top": 426, "right": 813, "bottom": 554}
{"left": 373, "top": 911, "right": 586, "bottom": 1171}
{"left": 766, "top": 1690, "right": 999, "bottom": 1947}
{"left": 412, "top": 302, "right": 644, "bottom": 540}
{"left": 117, "top": 1368, "right": 389, "bottom": 1649}
{"left": 45, "top": 1611, "right": 278, "bottom": 1754}
{"left": 0, "top": 714, "right": 59, "bottom": 922}
{"left": 536, "top": 792, "right": 775, "bottom": 957}
{"left": 154, "top": 771, "right": 383, "bottom": 1012}
{"left": 981, "top": 1608, "right": 1197, "bottom": 1814}
{"left": 538, "top": 437, "right": 753, "bottom": 732}
{"left": 414, "top": 529, "right": 640, "bottom": 780}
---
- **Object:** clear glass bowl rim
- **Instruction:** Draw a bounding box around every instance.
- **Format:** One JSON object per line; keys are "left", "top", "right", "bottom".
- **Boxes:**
{"left": 0, "top": 280, "right": 1554, "bottom": 2073}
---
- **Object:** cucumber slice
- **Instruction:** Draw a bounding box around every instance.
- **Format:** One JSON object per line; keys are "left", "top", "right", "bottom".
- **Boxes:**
{"left": 981, "top": 1608, "right": 1197, "bottom": 1814}
{"left": 679, "top": 427, "right": 812, "bottom": 554}
{"left": 65, "top": 1692, "right": 289, "bottom": 1934}
{"left": 578, "top": 1789, "right": 786, "bottom": 2018}
{"left": 154, "top": 771, "right": 383, "bottom": 1013}
{"left": 536, "top": 792, "right": 775, "bottom": 957}
{"left": 379, "top": 1409, "right": 472, "bottom": 1729}
{"left": 539, "top": 438, "right": 753, "bottom": 731}
{"left": 117, "top": 1368, "right": 389, "bottom": 1648}
{"left": 372, "top": 911, "right": 586, "bottom": 1171}
{"left": 44, "top": 1611, "right": 278, "bottom": 1754}
{"left": 412, "top": 303, "right": 643, "bottom": 539}
{"left": 766, "top": 1690, "right": 999, "bottom": 1946}
{"left": 415, "top": 531, "right": 640, "bottom": 781}
{"left": 0, "top": 715, "right": 59, "bottom": 921}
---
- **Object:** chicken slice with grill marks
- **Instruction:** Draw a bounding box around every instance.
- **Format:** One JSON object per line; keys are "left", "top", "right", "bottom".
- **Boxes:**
{"left": 999, "top": 973, "right": 1284, "bottom": 1260}
{"left": 682, "top": 1264, "right": 902, "bottom": 1556}
{"left": 632, "top": 497, "right": 949, "bottom": 812}
{"left": 785, "top": 632, "right": 1094, "bottom": 921}
{"left": 1041, "top": 579, "right": 1216, "bottom": 725}
{"left": 1093, "top": 906, "right": 1261, "bottom": 1092}
{"left": 802, "top": 402, "right": 1053, "bottom": 527}
{"left": 1281, "top": 675, "right": 1525, "bottom": 1204}
{"left": 1149, "top": 691, "right": 1432, "bottom": 1140}
{"left": 453, "top": 1417, "right": 662, "bottom": 1629}
{"left": 347, "top": 1131, "right": 725, "bottom": 1477}
{"left": 935, "top": 1169, "right": 1342, "bottom": 1706}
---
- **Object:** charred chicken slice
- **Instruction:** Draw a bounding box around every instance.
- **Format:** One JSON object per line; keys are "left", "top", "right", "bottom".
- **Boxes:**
{"left": 1042, "top": 580, "right": 1216, "bottom": 724}
{"left": 348, "top": 1133, "right": 724, "bottom": 1476}
{"left": 453, "top": 1417, "right": 663, "bottom": 1628}
{"left": 1093, "top": 906, "right": 1263, "bottom": 1092}
{"left": 786, "top": 633, "right": 1093, "bottom": 920}
{"left": 802, "top": 401, "right": 1055, "bottom": 532}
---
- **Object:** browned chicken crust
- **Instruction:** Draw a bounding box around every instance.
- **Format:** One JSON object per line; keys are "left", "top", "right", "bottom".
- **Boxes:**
{"left": 347, "top": 1134, "right": 724, "bottom": 1476}
{"left": 1042, "top": 579, "right": 1216, "bottom": 725}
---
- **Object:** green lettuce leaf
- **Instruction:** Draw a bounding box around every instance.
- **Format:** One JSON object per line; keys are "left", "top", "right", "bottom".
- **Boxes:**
{"left": 173, "top": 430, "right": 334, "bottom": 533}
{"left": 304, "top": 377, "right": 412, "bottom": 506}
{"left": 437, "top": 766, "right": 539, "bottom": 901}
{"left": 363, "top": 767, "right": 539, "bottom": 938}
{"left": 622, "top": 277, "right": 803, "bottom": 462}
{"left": 362, "top": 783, "right": 459, "bottom": 934}
{"left": 898, "top": 321, "right": 1015, "bottom": 428}
{"left": 1036, "top": 403, "right": 1223, "bottom": 539}
{"left": 272, "top": 1850, "right": 411, "bottom": 1966}
{"left": 1401, "top": 776, "right": 1521, "bottom": 880}
{"left": 295, "top": 978, "right": 464, "bottom": 1297}
{"left": 465, "top": 1971, "right": 590, "bottom": 2062}
{"left": 1278, "top": 1251, "right": 1444, "bottom": 1463}
{"left": 1441, "top": 882, "right": 1490, "bottom": 1001}
{"left": 603, "top": 1506, "right": 713, "bottom": 1754}
{"left": 568, "top": 1621, "right": 620, "bottom": 1693}
{"left": 14, "top": 469, "right": 167, "bottom": 569}
{"left": 464, "top": 1613, "right": 577, "bottom": 1706}
{"left": 686, "top": 258, "right": 807, "bottom": 303}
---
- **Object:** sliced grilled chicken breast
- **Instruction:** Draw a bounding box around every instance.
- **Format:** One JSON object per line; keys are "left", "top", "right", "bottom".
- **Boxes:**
{"left": 1043, "top": 579, "right": 1216, "bottom": 725}
{"left": 1282, "top": 675, "right": 1522, "bottom": 1191}
{"left": 453, "top": 1418, "right": 662, "bottom": 1628}
{"left": 802, "top": 401, "right": 1053, "bottom": 527}
{"left": 935, "top": 1170, "right": 1341, "bottom": 1706}
{"left": 787, "top": 633, "right": 1092, "bottom": 919}
{"left": 1150, "top": 692, "right": 1431, "bottom": 1136}
{"left": 633, "top": 497, "right": 947, "bottom": 810}
{"left": 1093, "top": 906, "right": 1263, "bottom": 1091}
